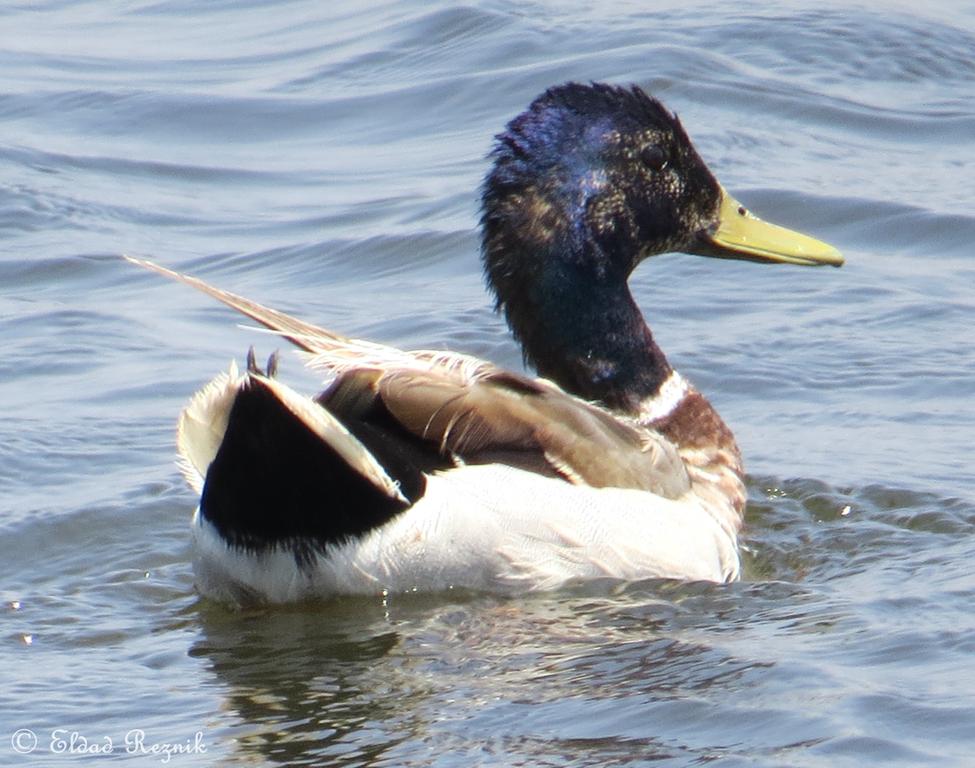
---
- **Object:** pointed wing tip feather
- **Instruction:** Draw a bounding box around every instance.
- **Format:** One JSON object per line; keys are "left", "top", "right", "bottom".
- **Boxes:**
{"left": 124, "top": 255, "right": 489, "bottom": 389}
{"left": 122, "top": 254, "right": 331, "bottom": 354}
{"left": 123, "top": 253, "right": 177, "bottom": 280}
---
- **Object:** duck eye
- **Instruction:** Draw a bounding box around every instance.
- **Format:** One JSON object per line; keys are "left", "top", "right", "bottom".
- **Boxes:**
{"left": 640, "top": 145, "right": 668, "bottom": 172}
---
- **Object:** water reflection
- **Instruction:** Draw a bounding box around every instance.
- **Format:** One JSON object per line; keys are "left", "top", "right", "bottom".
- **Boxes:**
{"left": 189, "top": 582, "right": 783, "bottom": 765}
{"left": 191, "top": 598, "right": 405, "bottom": 765}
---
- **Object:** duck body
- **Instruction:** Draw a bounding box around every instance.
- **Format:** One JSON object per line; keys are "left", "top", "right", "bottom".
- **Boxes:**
{"left": 191, "top": 462, "right": 739, "bottom": 604}
{"left": 179, "top": 359, "right": 739, "bottom": 604}
{"left": 131, "top": 83, "right": 841, "bottom": 605}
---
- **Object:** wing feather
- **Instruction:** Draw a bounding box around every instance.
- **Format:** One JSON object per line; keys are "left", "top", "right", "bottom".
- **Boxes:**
{"left": 128, "top": 256, "right": 689, "bottom": 498}
{"left": 374, "top": 369, "right": 690, "bottom": 497}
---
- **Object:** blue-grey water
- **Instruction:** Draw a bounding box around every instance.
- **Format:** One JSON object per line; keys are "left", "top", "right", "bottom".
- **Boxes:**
{"left": 3, "top": 1, "right": 974, "bottom": 765}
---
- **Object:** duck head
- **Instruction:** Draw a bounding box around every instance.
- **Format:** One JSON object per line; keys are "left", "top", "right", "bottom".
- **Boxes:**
{"left": 481, "top": 82, "right": 841, "bottom": 413}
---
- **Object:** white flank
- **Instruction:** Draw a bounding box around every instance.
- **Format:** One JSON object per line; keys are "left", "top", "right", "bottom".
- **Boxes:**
{"left": 190, "top": 463, "right": 740, "bottom": 604}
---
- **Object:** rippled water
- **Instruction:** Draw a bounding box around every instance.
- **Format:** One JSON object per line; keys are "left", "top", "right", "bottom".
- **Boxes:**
{"left": 3, "top": 1, "right": 974, "bottom": 765}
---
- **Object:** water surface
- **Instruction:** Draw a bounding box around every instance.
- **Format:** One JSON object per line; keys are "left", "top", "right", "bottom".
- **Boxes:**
{"left": 2, "top": 1, "right": 974, "bottom": 765}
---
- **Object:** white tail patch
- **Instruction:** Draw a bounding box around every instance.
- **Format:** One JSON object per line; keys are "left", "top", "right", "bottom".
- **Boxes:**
{"left": 177, "top": 360, "right": 244, "bottom": 494}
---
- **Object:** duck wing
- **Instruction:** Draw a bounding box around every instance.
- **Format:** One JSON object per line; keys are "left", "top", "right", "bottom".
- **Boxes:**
{"left": 322, "top": 366, "right": 689, "bottom": 499}
{"left": 126, "top": 256, "right": 689, "bottom": 500}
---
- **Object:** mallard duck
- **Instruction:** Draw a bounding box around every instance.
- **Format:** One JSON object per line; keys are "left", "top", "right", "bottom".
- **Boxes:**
{"left": 129, "top": 82, "right": 842, "bottom": 605}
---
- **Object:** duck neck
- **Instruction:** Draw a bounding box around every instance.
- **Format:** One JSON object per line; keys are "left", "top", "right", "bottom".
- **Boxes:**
{"left": 500, "top": 258, "right": 672, "bottom": 415}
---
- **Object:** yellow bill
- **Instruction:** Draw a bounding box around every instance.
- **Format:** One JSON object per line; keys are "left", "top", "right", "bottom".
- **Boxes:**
{"left": 695, "top": 187, "right": 843, "bottom": 267}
